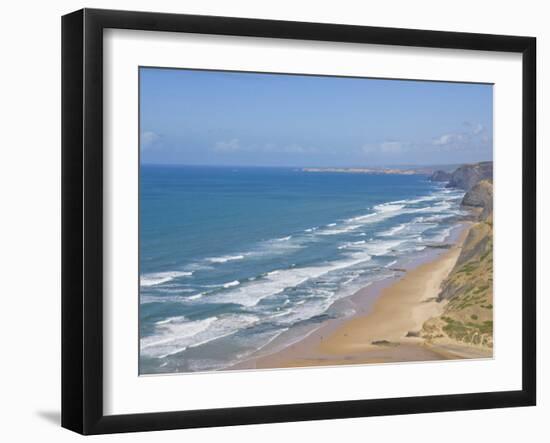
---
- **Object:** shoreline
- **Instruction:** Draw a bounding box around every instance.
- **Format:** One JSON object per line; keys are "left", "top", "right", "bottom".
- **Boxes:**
{"left": 230, "top": 221, "right": 491, "bottom": 371}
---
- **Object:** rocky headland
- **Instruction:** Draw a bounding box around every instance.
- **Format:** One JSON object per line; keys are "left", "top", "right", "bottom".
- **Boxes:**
{"left": 429, "top": 170, "right": 452, "bottom": 182}
{"left": 430, "top": 161, "right": 493, "bottom": 191}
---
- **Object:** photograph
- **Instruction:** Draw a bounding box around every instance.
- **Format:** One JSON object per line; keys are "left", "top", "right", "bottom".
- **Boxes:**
{"left": 1, "top": 1, "right": 544, "bottom": 439}
{"left": 138, "top": 68, "right": 494, "bottom": 375}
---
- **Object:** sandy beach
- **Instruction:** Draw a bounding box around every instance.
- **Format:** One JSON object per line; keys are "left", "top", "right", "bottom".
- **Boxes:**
{"left": 232, "top": 222, "right": 491, "bottom": 371}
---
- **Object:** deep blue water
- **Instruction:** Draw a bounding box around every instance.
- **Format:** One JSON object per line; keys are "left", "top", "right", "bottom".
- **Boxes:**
{"left": 139, "top": 165, "right": 465, "bottom": 373}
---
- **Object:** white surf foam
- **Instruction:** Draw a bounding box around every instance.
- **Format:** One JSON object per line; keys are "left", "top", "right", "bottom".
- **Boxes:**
{"left": 223, "top": 280, "right": 240, "bottom": 288}
{"left": 275, "top": 235, "right": 292, "bottom": 241}
{"left": 338, "top": 240, "right": 367, "bottom": 250}
{"left": 427, "top": 227, "right": 453, "bottom": 243}
{"left": 188, "top": 293, "right": 204, "bottom": 300}
{"left": 407, "top": 195, "right": 440, "bottom": 204}
{"left": 208, "top": 250, "right": 375, "bottom": 308}
{"left": 141, "top": 293, "right": 205, "bottom": 304}
{"left": 251, "top": 235, "right": 303, "bottom": 257}
{"left": 155, "top": 316, "right": 186, "bottom": 325}
{"left": 320, "top": 224, "right": 361, "bottom": 235}
{"left": 207, "top": 255, "right": 245, "bottom": 264}
{"left": 141, "top": 314, "right": 259, "bottom": 359}
{"left": 373, "top": 202, "right": 406, "bottom": 213}
{"left": 345, "top": 202, "right": 407, "bottom": 226}
{"left": 140, "top": 271, "right": 193, "bottom": 287}
{"left": 364, "top": 239, "right": 404, "bottom": 256}
{"left": 380, "top": 223, "right": 407, "bottom": 236}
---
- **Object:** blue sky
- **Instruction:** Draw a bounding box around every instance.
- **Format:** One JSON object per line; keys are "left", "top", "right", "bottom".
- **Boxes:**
{"left": 140, "top": 68, "right": 493, "bottom": 167}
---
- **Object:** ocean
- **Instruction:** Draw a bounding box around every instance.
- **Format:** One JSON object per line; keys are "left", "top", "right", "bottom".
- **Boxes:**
{"left": 139, "top": 165, "right": 465, "bottom": 374}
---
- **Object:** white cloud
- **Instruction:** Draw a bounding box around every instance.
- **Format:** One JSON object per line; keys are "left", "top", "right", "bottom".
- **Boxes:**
{"left": 213, "top": 140, "right": 317, "bottom": 154}
{"left": 141, "top": 131, "right": 161, "bottom": 149}
{"left": 361, "top": 122, "right": 490, "bottom": 158}
{"left": 278, "top": 143, "right": 317, "bottom": 154}
{"left": 380, "top": 141, "right": 407, "bottom": 153}
{"left": 432, "top": 122, "right": 489, "bottom": 149}
{"left": 432, "top": 133, "right": 465, "bottom": 146}
{"left": 472, "top": 123, "right": 485, "bottom": 135}
{"left": 213, "top": 138, "right": 241, "bottom": 152}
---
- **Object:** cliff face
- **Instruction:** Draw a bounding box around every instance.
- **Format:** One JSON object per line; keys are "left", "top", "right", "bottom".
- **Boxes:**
{"left": 446, "top": 161, "right": 493, "bottom": 191}
{"left": 461, "top": 179, "right": 493, "bottom": 220}
{"left": 422, "top": 179, "right": 493, "bottom": 350}
{"left": 429, "top": 170, "right": 452, "bottom": 182}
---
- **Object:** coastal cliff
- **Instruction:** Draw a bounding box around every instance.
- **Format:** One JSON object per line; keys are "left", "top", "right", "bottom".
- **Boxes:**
{"left": 429, "top": 170, "right": 451, "bottom": 182}
{"left": 430, "top": 161, "right": 493, "bottom": 190}
{"left": 422, "top": 178, "right": 494, "bottom": 350}
{"left": 462, "top": 179, "right": 493, "bottom": 220}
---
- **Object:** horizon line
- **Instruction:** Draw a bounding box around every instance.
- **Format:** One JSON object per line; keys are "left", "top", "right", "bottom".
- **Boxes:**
{"left": 139, "top": 160, "right": 493, "bottom": 169}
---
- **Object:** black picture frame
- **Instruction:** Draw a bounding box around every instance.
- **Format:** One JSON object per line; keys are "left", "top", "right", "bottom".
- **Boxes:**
{"left": 62, "top": 8, "right": 536, "bottom": 435}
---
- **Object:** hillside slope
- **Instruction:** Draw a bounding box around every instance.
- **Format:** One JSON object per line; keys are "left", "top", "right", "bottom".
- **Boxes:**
{"left": 421, "top": 180, "right": 494, "bottom": 350}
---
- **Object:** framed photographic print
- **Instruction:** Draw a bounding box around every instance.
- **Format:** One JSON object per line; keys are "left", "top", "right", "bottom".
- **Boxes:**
{"left": 61, "top": 8, "right": 536, "bottom": 435}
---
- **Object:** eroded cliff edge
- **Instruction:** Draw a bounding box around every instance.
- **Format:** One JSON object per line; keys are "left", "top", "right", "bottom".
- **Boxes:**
{"left": 430, "top": 161, "right": 493, "bottom": 191}
{"left": 422, "top": 171, "right": 494, "bottom": 351}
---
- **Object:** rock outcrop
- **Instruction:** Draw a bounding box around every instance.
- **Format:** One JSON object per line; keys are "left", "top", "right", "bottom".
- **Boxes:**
{"left": 446, "top": 161, "right": 493, "bottom": 191}
{"left": 429, "top": 170, "right": 452, "bottom": 182}
{"left": 461, "top": 179, "right": 493, "bottom": 220}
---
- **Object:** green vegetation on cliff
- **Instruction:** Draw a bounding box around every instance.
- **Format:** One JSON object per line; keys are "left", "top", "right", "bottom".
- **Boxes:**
{"left": 422, "top": 177, "right": 493, "bottom": 349}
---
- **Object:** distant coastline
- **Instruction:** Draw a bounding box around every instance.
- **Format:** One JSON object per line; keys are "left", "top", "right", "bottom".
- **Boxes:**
{"left": 303, "top": 167, "right": 435, "bottom": 175}
{"left": 302, "top": 161, "right": 491, "bottom": 179}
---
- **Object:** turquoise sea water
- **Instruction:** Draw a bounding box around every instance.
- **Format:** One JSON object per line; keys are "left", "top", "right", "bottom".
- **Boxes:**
{"left": 139, "top": 165, "right": 465, "bottom": 374}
